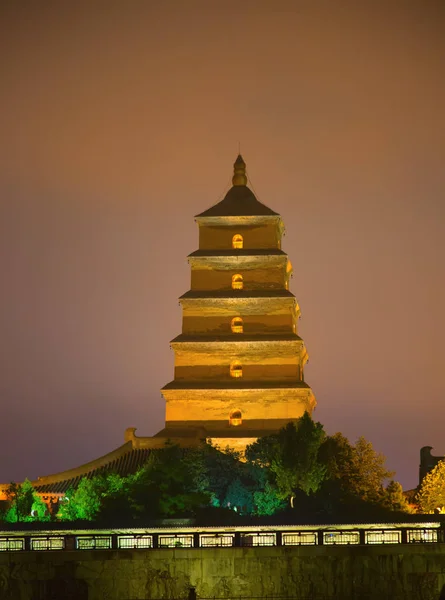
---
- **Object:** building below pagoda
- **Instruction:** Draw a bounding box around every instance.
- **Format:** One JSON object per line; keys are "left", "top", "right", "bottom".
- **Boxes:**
{"left": 0, "top": 154, "right": 316, "bottom": 501}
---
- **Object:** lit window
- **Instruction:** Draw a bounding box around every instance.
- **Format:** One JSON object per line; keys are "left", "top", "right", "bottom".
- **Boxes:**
{"left": 231, "top": 317, "right": 243, "bottom": 333}
{"left": 232, "top": 274, "right": 243, "bottom": 290}
{"left": 229, "top": 410, "right": 242, "bottom": 426}
{"left": 230, "top": 362, "right": 242, "bottom": 378}
{"left": 232, "top": 234, "right": 243, "bottom": 249}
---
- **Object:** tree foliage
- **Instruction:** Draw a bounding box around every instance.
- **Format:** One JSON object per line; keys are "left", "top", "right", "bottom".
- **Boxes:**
{"left": 417, "top": 459, "right": 445, "bottom": 514}
{"left": 246, "top": 412, "right": 327, "bottom": 505}
{"left": 253, "top": 482, "right": 286, "bottom": 516}
{"left": 127, "top": 443, "right": 210, "bottom": 518}
{"left": 58, "top": 478, "right": 103, "bottom": 521}
{"left": 2, "top": 479, "right": 50, "bottom": 523}
{"left": 319, "top": 433, "right": 396, "bottom": 515}
{"left": 57, "top": 443, "right": 213, "bottom": 522}
{"left": 382, "top": 480, "right": 413, "bottom": 513}
{"left": 223, "top": 478, "right": 253, "bottom": 514}
{"left": 2, "top": 418, "right": 407, "bottom": 524}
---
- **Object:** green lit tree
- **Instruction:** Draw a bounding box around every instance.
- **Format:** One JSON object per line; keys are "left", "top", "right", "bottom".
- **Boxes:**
{"left": 57, "top": 487, "right": 78, "bottom": 521}
{"left": 417, "top": 459, "right": 445, "bottom": 514}
{"left": 3, "top": 479, "right": 49, "bottom": 522}
{"left": 246, "top": 413, "right": 327, "bottom": 507}
{"left": 30, "top": 495, "right": 51, "bottom": 521}
{"left": 223, "top": 477, "right": 253, "bottom": 514}
{"left": 253, "top": 482, "right": 286, "bottom": 516}
{"left": 58, "top": 478, "right": 102, "bottom": 521}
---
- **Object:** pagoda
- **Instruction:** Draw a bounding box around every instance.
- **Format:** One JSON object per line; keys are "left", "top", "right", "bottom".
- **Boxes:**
{"left": 157, "top": 155, "right": 316, "bottom": 450}
{"left": 0, "top": 154, "right": 316, "bottom": 501}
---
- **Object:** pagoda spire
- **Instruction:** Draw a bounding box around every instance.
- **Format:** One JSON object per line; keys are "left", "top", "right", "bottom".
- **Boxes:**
{"left": 232, "top": 154, "right": 247, "bottom": 186}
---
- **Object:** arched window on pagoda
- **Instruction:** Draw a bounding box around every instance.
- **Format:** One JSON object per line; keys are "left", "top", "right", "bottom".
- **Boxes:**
{"left": 232, "top": 234, "right": 243, "bottom": 249}
{"left": 232, "top": 274, "right": 243, "bottom": 290}
{"left": 229, "top": 410, "right": 242, "bottom": 426}
{"left": 230, "top": 361, "right": 243, "bottom": 378}
{"left": 231, "top": 317, "right": 243, "bottom": 333}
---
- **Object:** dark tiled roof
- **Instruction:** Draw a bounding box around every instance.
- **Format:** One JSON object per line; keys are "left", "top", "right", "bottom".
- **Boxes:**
{"left": 196, "top": 186, "right": 278, "bottom": 218}
{"left": 34, "top": 445, "right": 153, "bottom": 496}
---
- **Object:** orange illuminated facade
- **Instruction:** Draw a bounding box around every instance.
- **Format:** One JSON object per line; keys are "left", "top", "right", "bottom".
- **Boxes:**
{"left": 159, "top": 155, "right": 316, "bottom": 450}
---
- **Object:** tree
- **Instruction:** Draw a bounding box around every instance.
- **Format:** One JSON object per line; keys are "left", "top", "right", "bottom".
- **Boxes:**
{"left": 198, "top": 442, "right": 245, "bottom": 508}
{"left": 126, "top": 443, "right": 211, "bottom": 519}
{"left": 246, "top": 413, "right": 327, "bottom": 506}
{"left": 57, "top": 443, "right": 214, "bottom": 522}
{"left": 3, "top": 479, "right": 49, "bottom": 523}
{"left": 58, "top": 478, "right": 102, "bottom": 521}
{"left": 351, "top": 437, "right": 394, "bottom": 502}
{"left": 223, "top": 478, "right": 253, "bottom": 514}
{"left": 30, "top": 495, "right": 51, "bottom": 520}
{"left": 417, "top": 459, "right": 445, "bottom": 514}
{"left": 253, "top": 482, "right": 286, "bottom": 516}
{"left": 382, "top": 480, "right": 413, "bottom": 513}
{"left": 318, "top": 433, "right": 395, "bottom": 508}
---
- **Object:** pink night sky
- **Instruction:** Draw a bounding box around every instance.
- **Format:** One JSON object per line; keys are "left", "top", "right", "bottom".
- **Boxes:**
{"left": 0, "top": 1, "right": 444, "bottom": 490}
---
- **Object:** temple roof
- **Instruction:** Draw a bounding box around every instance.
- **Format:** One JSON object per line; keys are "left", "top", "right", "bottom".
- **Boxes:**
{"left": 22, "top": 429, "right": 206, "bottom": 496}
{"left": 195, "top": 155, "right": 278, "bottom": 218}
{"left": 32, "top": 443, "right": 153, "bottom": 496}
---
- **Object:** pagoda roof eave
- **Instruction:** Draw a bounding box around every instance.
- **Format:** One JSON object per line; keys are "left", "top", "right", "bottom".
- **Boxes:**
{"left": 179, "top": 290, "right": 295, "bottom": 300}
{"left": 194, "top": 214, "right": 281, "bottom": 223}
{"left": 187, "top": 249, "right": 287, "bottom": 258}
{"left": 169, "top": 334, "right": 303, "bottom": 344}
{"left": 161, "top": 381, "right": 311, "bottom": 391}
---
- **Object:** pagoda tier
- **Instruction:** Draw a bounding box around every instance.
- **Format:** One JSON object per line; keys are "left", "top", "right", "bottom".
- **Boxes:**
{"left": 169, "top": 338, "right": 308, "bottom": 382}
{"left": 179, "top": 296, "right": 300, "bottom": 337}
{"left": 161, "top": 155, "right": 316, "bottom": 446}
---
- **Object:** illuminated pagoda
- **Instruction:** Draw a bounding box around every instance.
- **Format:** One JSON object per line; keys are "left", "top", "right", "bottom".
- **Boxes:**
{"left": 0, "top": 155, "right": 315, "bottom": 501}
{"left": 157, "top": 155, "right": 315, "bottom": 450}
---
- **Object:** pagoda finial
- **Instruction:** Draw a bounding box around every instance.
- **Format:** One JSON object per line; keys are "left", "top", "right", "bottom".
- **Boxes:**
{"left": 232, "top": 154, "right": 247, "bottom": 186}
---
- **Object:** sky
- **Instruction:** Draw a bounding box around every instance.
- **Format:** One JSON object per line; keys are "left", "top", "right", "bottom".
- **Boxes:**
{"left": 0, "top": 0, "right": 444, "bottom": 491}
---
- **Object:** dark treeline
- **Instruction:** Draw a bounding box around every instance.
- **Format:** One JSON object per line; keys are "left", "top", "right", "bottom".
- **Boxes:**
{"left": 1, "top": 414, "right": 414, "bottom": 524}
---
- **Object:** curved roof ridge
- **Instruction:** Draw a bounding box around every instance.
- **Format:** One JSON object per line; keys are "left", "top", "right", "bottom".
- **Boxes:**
{"left": 33, "top": 442, "right": 134, "bottom": 486}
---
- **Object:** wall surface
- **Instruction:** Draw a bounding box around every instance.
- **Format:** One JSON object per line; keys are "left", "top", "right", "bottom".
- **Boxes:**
{"left": 1, "top": 544, "right": 445, "bottom": 600}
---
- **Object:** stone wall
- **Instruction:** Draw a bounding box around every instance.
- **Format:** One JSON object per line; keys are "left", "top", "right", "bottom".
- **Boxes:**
{"left": 1, "top": 544, "right": 445, "bottom": 600}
